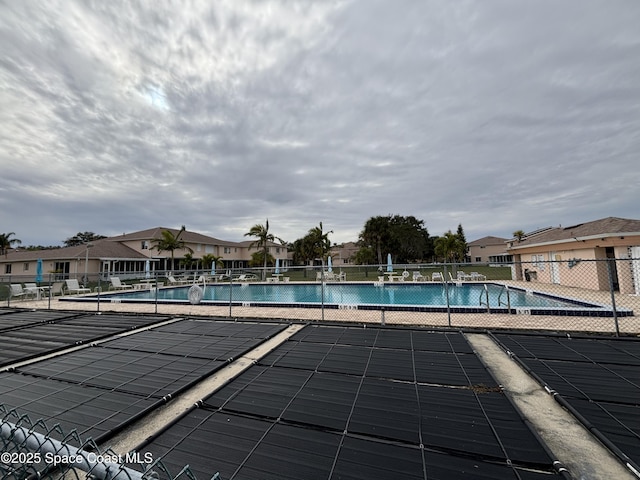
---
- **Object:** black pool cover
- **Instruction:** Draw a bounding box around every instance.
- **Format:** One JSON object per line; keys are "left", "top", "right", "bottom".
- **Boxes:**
{"left": 135, "top": 325, "right": 567, "bottom": 479}
{"left": 493, "top": 332, "right": 640, "bottom": 475}
{"left": 0, "top": 317, "right": 289, "bottom": 448}
{"left": 0, "top": 312, "right": 172, "bottom": 367}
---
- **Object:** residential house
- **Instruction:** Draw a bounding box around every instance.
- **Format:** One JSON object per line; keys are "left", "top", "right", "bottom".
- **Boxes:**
{"left": 0, "top": 240, "right": 149, "bottom": 283}
{"left": 506, "top": 217, "right": 640, "bottom": 294}
{"left": 467, "top": 236, "right": 511, "bottom": 264}
{"left": 329, "top": 242, "right": 359, "bottom": 266}
{"left": 0, "top": 226, "right": 292, "bottom": 282}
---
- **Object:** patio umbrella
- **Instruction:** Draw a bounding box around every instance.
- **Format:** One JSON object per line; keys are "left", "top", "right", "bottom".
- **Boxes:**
{"left": 211, "top": 259, "right": 216, "bottom": 276}
{"left": 275, "top": 258, "right": 280, "bottom": 275}
{"left": 145, "top": 259, "right": 151, "bottom": 279}
{"left": 36, "top": 258, "right": 43, "bottom": 283}
{"left": 327, "top": 256, "right": 332, "bottom": 273}
{"left": 387, "top": 253, "right": 393, "bottom": 272}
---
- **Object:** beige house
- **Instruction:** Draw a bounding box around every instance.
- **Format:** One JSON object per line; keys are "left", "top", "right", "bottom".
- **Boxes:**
{"left": 329, "top": 242, "right": 359, "bottom": 266}
{"left": 0, "top": 240, "right": 149, "bottom": 283}
{"left": 507, "top": 217, "right": 640, "bottom": 294}
{"left": 1, "top": 226, "right": 291, "bottom": 282}
{"left": 467, "top": 236, "right": 510, "bottom": 264}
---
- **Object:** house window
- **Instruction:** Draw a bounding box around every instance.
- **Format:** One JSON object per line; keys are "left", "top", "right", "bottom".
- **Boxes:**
{"left": 475, "top": 257, "right": 482, "bottom": 262}
{"left": 197, "top": 244, "right": 202, "bottom": 251}
{"left": 531, "top": 255, "right": 545, "bottom": 270}
{"left": 141, "top": 241, "right": 149, "bottom": 250}
{"left": 24, "top": 263, "right": 30, "bottom": 271}
{"left": 5, "top": 264, "right": 11, "bottom": 274}
{"left": 276, "top": 247, "right": 281, "bottom": 253}
{"left": 224, "top": 247, "right": 231, "bottom": 254}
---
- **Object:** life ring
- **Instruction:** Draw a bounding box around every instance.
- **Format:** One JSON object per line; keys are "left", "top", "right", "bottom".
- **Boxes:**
{"left": 188, "top": 285, "right": 203, "bottom": 304}
{"left": 402, "top": 270, "right": 410, "bottom": 278}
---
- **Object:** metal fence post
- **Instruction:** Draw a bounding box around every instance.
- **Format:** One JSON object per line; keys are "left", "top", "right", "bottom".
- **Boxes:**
{"left": 47, "top": 273, "right": 52, "bottom": 310}
{"left": 443, "top": 264, "right": 451, "bottom": 327}
{"left": 154, "top": 271, "right": 159, "bottom": 315}
{"left": 606, "top": 260, "right": 620, "bottom": 336}
{"left": 321, "top": 271, "right": 325, "bottom": 323}
{"left": 229, "top": 275, "right": 233, "bottom": 318}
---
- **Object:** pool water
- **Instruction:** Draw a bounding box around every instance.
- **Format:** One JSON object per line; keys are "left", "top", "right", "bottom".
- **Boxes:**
{"left": 110, "top": 283, "right": 591, "bottom": 309}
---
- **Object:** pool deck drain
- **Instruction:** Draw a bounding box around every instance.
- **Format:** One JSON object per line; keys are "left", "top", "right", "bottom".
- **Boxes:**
{"left": 467, "top": 333, "right": 636, "bottom": 480}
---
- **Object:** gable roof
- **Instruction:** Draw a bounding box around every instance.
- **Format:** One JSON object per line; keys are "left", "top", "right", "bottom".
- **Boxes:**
{"left": 1, "top": 239, "right": 148, "bottom": 263}
{"left": 468, "top": 236, "right": 508, "bottom": 247}
{"left": 509, "top": 217, "right": 640, "bottom": 249}
{"left": 107, "top": 227, "right": 237, "bottom": 246}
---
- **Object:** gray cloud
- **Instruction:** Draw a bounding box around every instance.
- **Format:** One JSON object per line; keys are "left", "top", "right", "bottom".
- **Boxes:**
{"left": 1, "top": 0, "right": 639, "bottom": 247}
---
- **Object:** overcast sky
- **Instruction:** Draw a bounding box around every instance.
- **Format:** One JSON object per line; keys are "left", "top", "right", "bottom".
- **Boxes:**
{"left": 1, "top": 1, "right": 639, "bottom": 247}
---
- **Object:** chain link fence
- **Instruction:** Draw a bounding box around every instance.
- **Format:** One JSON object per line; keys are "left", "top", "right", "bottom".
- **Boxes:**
{"left": 0, "top": 404, "right": 208, "bottom": 480}
{"left": 1, "top": 259, "right": 639, "bottom": 335}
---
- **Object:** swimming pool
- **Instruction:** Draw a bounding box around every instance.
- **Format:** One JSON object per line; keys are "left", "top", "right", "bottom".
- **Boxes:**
{"left": 70, "top": 282, "right": 630, "bottom": 317}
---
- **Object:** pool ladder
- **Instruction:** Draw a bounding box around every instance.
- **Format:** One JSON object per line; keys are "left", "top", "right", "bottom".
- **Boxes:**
{"left": 498, "top": 285, "right": 512, "bottom": 312}
{"left": 479, "top": 284, "right": 511, "bottom": 313}
{"left": 479, "top": 284, "right": 491, "bottom": 313}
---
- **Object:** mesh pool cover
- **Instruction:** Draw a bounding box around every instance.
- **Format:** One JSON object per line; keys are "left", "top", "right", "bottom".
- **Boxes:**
{"left": 0, "top": 312, "right": 171, "bottom": 367}
{"left": 136, "top": 325, "right": 566, "bottom": 479}
{"left": 493, "top": 332, "right": 640, "bottom": 475}
{"left": 0, "top": 317, "right": 288, "bottom": 448}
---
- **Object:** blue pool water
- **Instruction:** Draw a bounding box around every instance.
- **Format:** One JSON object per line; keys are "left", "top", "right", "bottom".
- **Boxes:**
{"left": 104, "top": 282, "right": 594, "bottom": 310}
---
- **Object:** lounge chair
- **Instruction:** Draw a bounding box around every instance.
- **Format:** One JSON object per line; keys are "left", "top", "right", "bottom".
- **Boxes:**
{"left": 23, "top": 283, "right": 40, "bottom": 297}
{"left": 64, "top": 279, "right": 90, "bottom": 294}
{"left": 456, "top": 271, "right": 472, "bottom": 281}
{"left": 9, "top": 284, "right": 33, "bottom": 300}
{"left": 49, "top": 282, "right": 64, "bottom": 297}
{"left": 412, "top": 271, "right": 428, "bottom": 282}
{"left": 109, "top": 277, "right": 133, "bottom": 290}
{"left": 431, "top": 272, "right": 444, "bottom": 282}
{"left": 236, "top": 274, "right": 258, "bottom": 282}
{"left": 167, "top": 275, "right": 190, "bottom": 285}
{"left": 469, "top": 272, "right": 487, "bottom": 281}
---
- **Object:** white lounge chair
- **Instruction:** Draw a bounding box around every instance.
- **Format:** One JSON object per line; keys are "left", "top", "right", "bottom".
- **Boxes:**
{"left": 167, "top": 275, "right": 190, "bottom": 285}
{"left": 49, "top": 282, "right": 64, "bottom": 297}
{"left": 64, "top": 279, "right": 90, "bottom": 294}
{"left": 456, "top": 271, "right": 472, "bottom": 281}
{"left": 412, "top": 271, "right": 428, "bottom": 282}
{"left": 23, "top": 283, "right": 40, "bottom": 296}
{"left": 469, "top": 272, "right": 487, "bottom": 281}
{"left": 109, "top": 277, "right": 133, "bottom": 290}
{"left": 9, "top": 284, "right": 33, "bottom": 300}
{"left": 236, "top": 274, "right": 258, "bottom": 282}
{"left": 431, "top": 272, "right": 444, "bottom": 282}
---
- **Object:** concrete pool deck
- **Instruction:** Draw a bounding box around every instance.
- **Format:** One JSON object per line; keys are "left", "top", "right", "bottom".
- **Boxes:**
{"left": 6, "top": 281, "right": 640, "bottom": 335}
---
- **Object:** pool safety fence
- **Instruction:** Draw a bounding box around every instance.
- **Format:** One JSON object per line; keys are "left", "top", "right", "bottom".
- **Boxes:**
{"left": 2, "top": 258, "right": 640, "bottom": 335}
{"left": 0, "top": 404, "right": 211, "bottom": 480}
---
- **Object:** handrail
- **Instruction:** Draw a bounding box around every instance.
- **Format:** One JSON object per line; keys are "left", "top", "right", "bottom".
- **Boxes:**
{"left": 497, "top": 285, "right": 511, "bottom": 311}
{"left": 478, "top": 283, "right": 491, "bottom": 313}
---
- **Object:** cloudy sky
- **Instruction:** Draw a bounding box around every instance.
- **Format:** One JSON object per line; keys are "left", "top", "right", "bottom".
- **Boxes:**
{"left": 1, "top": 0, "right": 639, "bottom": 247}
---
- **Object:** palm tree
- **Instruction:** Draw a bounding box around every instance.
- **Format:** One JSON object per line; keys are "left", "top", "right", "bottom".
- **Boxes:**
{"left": 245, "top": 219, "right": 284, "bottom": 280}
{"left": 434, "top": 230, "right": 462, "bottom": 263}
{"left": 307, "top": 222, "right": 333, "bottom": 264}
{"left": 513, "top": 230, "right": 526, "bottom": 242}
{"left": 201, "top": 254, "right": 223, "bottom": 273}
{"left": 360, "top": 216, "right": 389, "bottom": 265}
{"left": 0, "top": 232, "right": 22, "bottom": 257}
{"left": 151, "top": 226, "right": 193, "bottom": 272}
